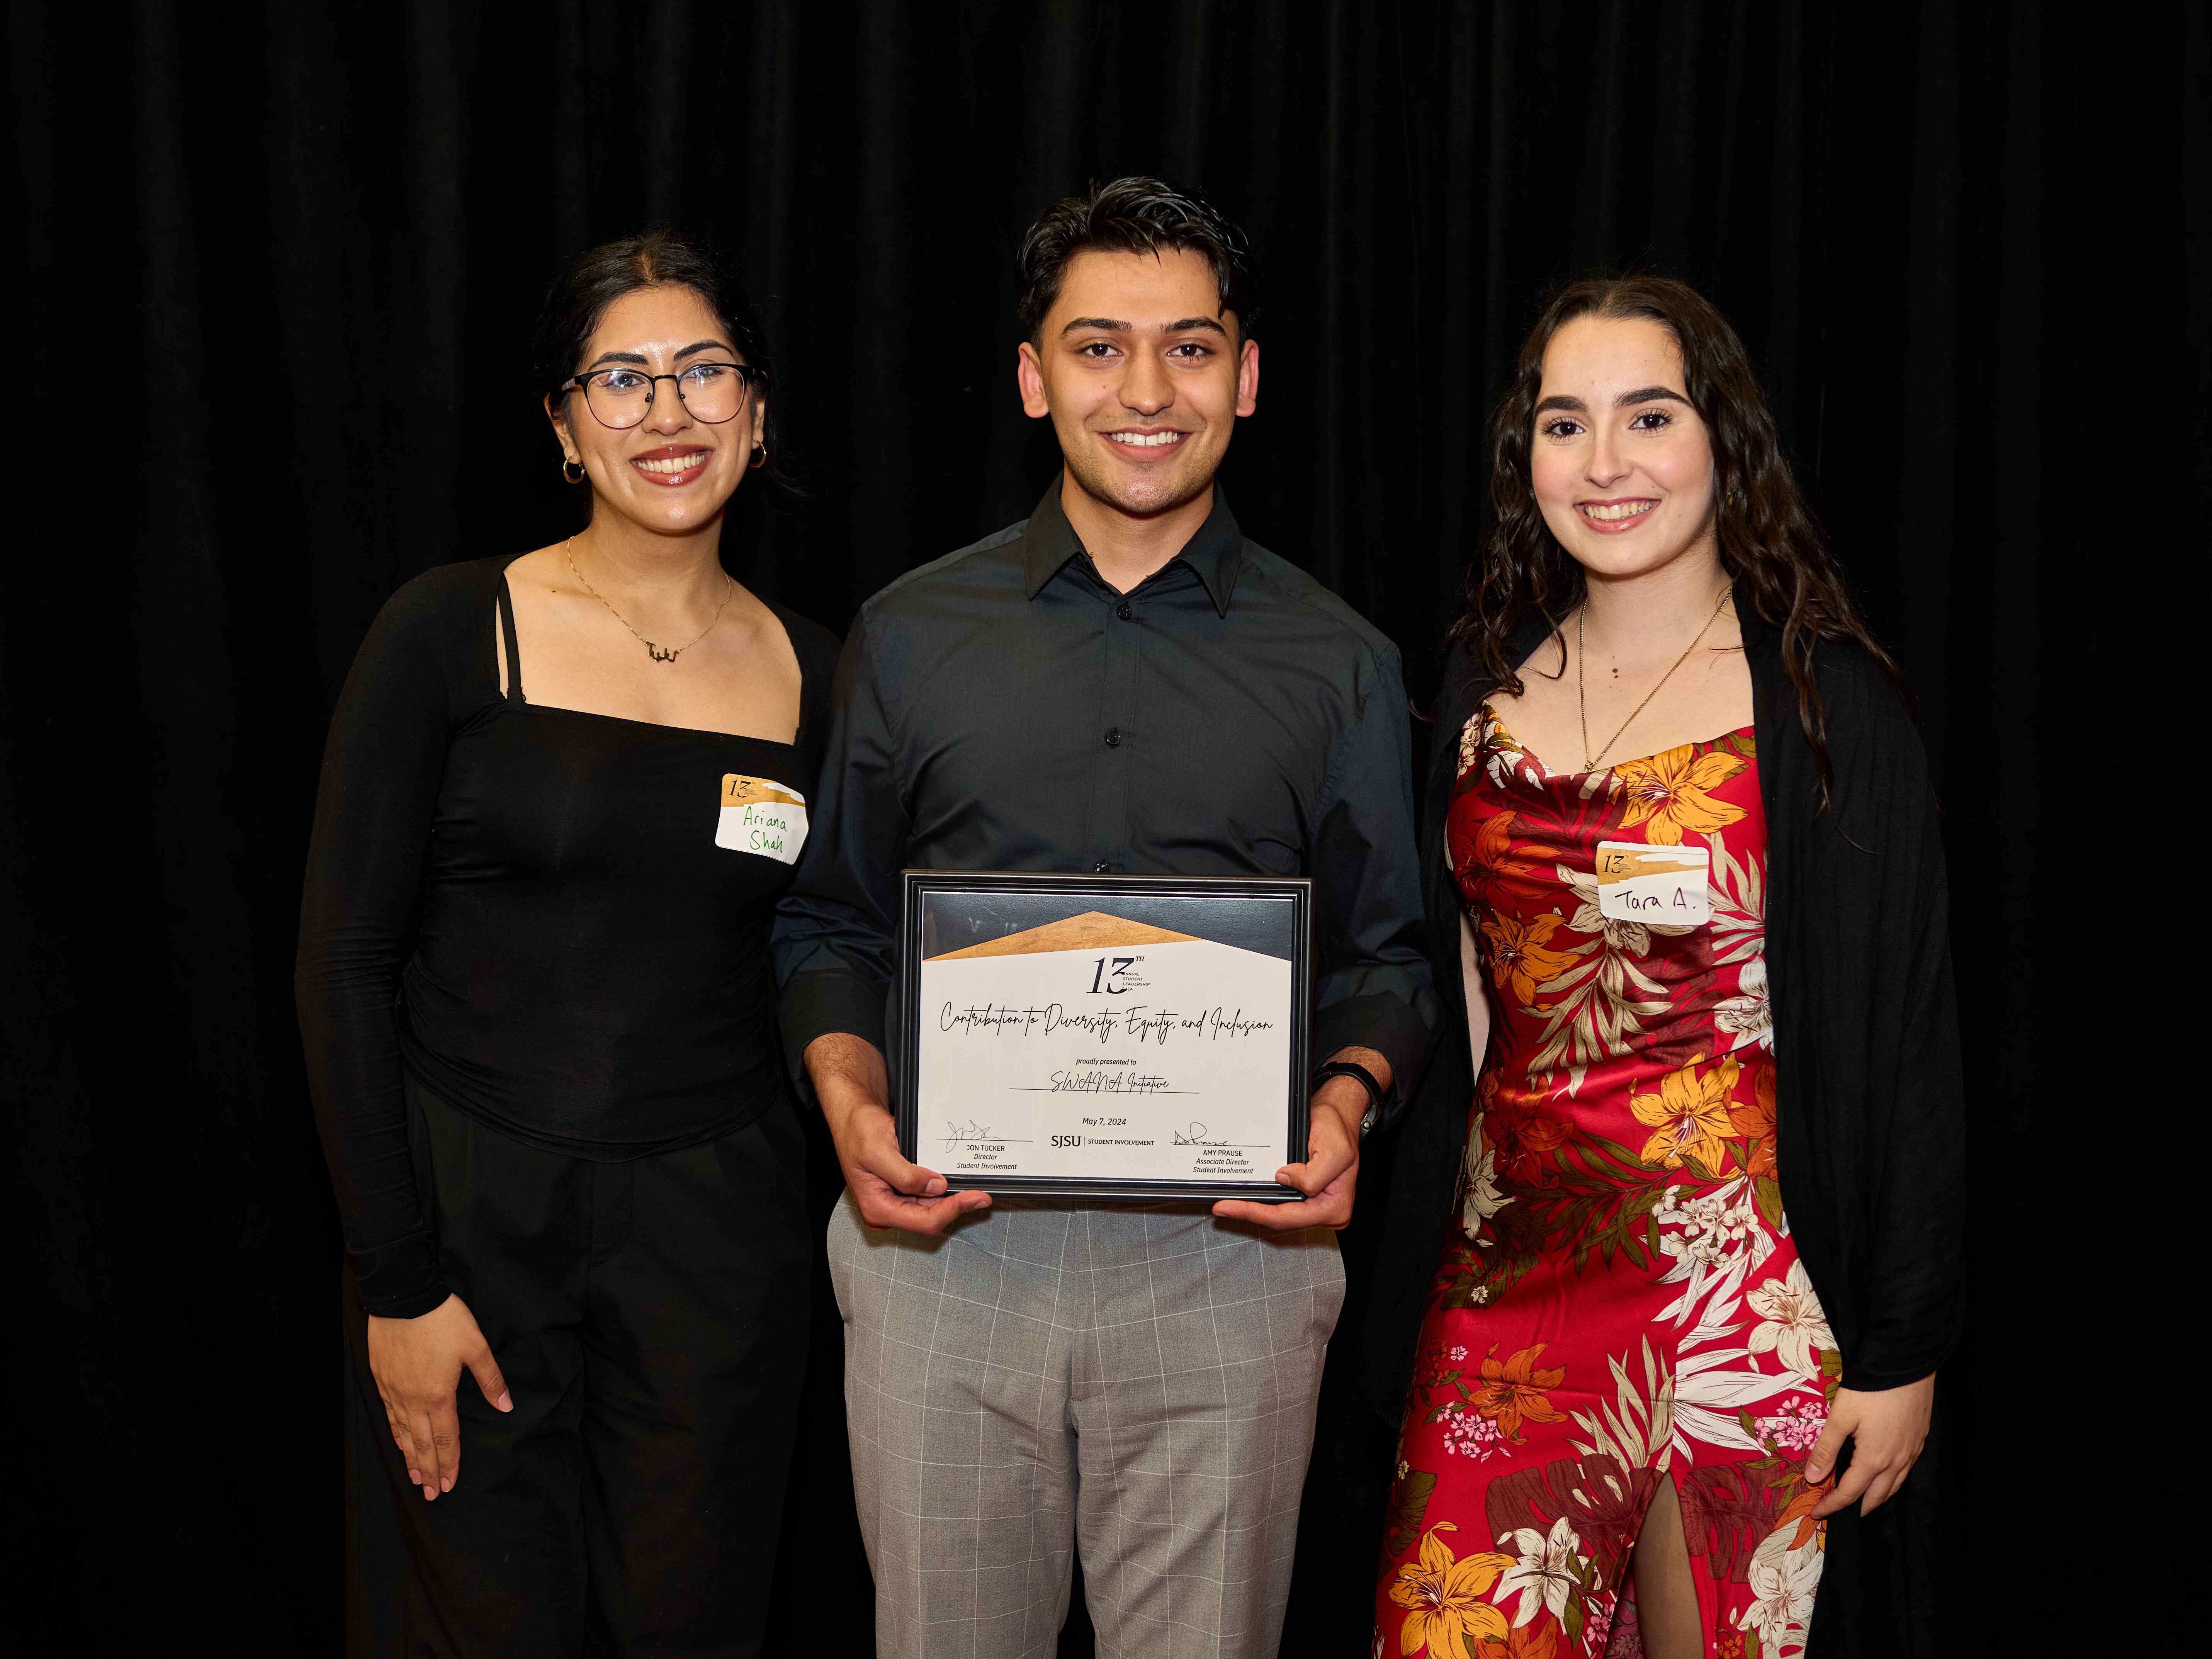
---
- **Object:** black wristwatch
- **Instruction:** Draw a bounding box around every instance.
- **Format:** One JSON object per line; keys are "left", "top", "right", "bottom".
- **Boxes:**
{"left": 1312, "top": 1059, "right": 1385, "bottom": 1139}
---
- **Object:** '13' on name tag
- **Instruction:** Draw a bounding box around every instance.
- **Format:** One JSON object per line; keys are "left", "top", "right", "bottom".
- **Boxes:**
{"left": 1595, "top": 841, "right": 1710, "bottom": 925}
{"left": 715, "top": 774, "right": 809, "bottom": 865}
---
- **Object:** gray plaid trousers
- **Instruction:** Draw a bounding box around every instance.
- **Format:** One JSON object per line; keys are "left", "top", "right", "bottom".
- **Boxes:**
{"left": 826, "top": 1195, "right": 1346, "bottom": 1659}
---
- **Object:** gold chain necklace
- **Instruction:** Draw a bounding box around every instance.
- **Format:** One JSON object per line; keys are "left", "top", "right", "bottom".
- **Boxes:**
{"left": 1578, "top": 582, "right": 1733, "bottom": 771}
{"left": 565, "top": 539, "right": 733, "bottom": 664}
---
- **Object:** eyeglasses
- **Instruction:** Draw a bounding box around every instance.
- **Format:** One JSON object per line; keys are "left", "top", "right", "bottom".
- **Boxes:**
{"left": 556, "top": 361, "right": 766, "bottom": 429}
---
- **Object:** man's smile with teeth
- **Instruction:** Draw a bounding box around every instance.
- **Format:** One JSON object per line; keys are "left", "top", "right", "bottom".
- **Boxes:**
{"left": 1581, "top": 499, "right": 1655, "bottom": 521}
{"left": 1108, "top": 431, "right": 1185, "bottom": 447}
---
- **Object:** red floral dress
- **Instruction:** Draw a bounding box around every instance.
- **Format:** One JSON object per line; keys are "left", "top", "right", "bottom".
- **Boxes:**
{"left": 1373, "top": 708, "right": 1836, "bottom": 1659}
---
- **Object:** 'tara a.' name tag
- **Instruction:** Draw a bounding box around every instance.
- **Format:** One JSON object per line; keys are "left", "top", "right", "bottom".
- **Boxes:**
{"left": 1595, "top": 841, "right": 1711, "bottom": 925}
{"left": 715, "top": 774, "right": 809, "bottom": 865}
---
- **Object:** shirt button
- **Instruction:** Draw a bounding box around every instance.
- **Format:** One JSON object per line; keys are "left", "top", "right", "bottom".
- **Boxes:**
{"left": 1104, "top": 727, "right": 1122, "bottom": 747}
{"left": 1094, "top": 860, "right": 1111, "bottom": 873}
{"left": 1116, "top": 601, "right": 1133, "bottom": 621}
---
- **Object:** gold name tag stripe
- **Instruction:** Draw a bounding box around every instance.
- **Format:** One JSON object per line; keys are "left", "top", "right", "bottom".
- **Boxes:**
{"left": 721, "top": 774, "right": 806, "bottom": 810}
{"left": 1594, "top": 846, "right": 1706, "bottom": 883}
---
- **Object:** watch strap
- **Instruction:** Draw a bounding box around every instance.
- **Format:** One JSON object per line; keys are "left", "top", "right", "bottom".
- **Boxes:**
{"left": 1312, "top": 1059, "right": 1384, "bottom": 1138}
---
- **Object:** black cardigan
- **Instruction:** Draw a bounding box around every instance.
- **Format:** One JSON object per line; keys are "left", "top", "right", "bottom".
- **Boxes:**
{"left": 1360, "top": 590, "right": 1964, "bottom": 1649}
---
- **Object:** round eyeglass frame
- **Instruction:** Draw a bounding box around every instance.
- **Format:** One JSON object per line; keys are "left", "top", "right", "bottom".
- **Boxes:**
{"left": 555, "top": 362, "right": 768, "bottom": 429}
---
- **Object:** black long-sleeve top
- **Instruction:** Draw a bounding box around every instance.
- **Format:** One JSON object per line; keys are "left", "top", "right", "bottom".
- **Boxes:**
{"left": 1361, "top": 592, "right": 1964, "bottom": 1650}
{"left": 771, "top": 481, "right": 1436, "bottom": 1101}
{"left": 296, "top": 556, "right": 838, "bottom": 1316}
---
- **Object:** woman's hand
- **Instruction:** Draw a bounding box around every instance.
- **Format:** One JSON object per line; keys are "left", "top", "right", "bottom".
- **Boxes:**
{"left": 1807, "top": 1372, "right": 1934, "bottom": 1518}
{"left": 366, "top": 1293, "right": 512, "bottom": 1501}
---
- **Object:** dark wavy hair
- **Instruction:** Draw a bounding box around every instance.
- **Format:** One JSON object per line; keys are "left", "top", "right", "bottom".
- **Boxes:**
{"left": 532, "top": 229, "right": 788, "bottom": 490}
{"left": 1015, "top": 176, "right": 1258, "bottom": 343}
{"left": 1457, "top": 275, "right": 1906, "bottom": 807}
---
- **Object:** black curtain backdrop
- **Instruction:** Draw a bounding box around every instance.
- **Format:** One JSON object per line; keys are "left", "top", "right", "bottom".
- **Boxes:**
{"left": 3, "top": 2, "right": 2199, "bottom": 1652}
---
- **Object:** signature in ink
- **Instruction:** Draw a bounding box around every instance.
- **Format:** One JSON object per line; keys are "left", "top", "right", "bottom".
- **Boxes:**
{"left": 1170, "top": 1122, "right": 1230, "bottom": 1146}
{"left": 939, "top": 1119, "right": 995, "bottom": 1143}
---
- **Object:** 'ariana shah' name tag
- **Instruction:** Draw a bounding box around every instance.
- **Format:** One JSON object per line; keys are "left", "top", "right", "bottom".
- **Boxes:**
{"left": 1595, "top": 841, "right": 1710, "bottom": 925}
{"left": 715, "top": 774, "right": 808, "bottom": 865}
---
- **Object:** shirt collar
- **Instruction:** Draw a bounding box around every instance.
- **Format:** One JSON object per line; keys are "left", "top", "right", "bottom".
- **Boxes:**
{"left": 1019, "top": 477, "right": 1245, "bottom": 616}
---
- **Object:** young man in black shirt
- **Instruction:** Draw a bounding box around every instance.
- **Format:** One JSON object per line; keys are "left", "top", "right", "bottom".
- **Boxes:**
{"left": 774, "top": 178, "right": 1434, "bottom": 1659}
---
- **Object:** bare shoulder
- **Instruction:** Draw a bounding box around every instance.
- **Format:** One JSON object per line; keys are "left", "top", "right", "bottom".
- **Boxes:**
{"left": 1491, "top": 626, "right": 1573, "bottom": 713}
{"left": 500, "top": 543, "right": 576, "bottom": 605}
{"left": 1508, "top": 627, "right": 1573, "bottom": 692}
{"left": 723, "top": 582, "right": 803, "bottom": 676}
{"left": 508, "top": 542, "right": 568, "bottom": 578}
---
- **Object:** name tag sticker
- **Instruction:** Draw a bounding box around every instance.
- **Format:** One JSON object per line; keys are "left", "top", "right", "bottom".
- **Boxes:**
{"left": 1595, "top": 841, "right": 1710, "bottom": 925}
{"left": 715, "top": 774, "right": 808, "bottom": 865}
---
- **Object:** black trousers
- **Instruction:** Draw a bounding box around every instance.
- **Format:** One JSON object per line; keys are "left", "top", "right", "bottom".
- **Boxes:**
{"left": 344, "top": 1080, "right": 810, "bottom": 1659}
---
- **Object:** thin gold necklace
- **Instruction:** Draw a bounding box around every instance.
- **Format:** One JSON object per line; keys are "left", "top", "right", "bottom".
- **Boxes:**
{"left": 1578, "top": 582, "right": 1733, "bottom": 771}
{"left": 565, "top": 538, "right": 733, "bottom": 664}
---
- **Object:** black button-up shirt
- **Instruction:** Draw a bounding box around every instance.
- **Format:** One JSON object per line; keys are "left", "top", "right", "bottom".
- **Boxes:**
{"left": 772, "top": 481, "right": 1436, "bottom": 1103}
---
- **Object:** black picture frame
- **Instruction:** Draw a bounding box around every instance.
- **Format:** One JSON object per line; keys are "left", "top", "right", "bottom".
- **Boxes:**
{"left": 895, "top": 869, "right": 1313, "bottom": 1202}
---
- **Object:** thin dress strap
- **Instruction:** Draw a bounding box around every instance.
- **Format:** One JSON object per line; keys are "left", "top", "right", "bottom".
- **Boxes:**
{"left": 496, "top": 571, "right": 527, "bottom": 704}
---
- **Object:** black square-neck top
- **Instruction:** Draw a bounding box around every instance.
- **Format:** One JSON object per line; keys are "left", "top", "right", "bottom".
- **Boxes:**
{"left": 297, "top": 554, "right": 838, "bottom": 1314}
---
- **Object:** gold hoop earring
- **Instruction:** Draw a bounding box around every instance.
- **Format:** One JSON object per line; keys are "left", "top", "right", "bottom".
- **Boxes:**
{"left": 748, "top": 445, "right": 768, "bottom": 471}
{"left": 563, "top": 458, "right": 587, "bottom": 484}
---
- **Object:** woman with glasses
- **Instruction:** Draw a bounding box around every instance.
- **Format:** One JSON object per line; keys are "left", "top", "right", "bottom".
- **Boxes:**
{"left": 297, "top": 231, "right": 836, "bottom": 1657}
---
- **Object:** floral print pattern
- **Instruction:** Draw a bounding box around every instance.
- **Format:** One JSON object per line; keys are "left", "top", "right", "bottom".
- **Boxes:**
{"left": 1388, "top": 1523, "right": 1515, "bottom": 1654}
{"left": 1629, "top": 1053, "right": 1739, "bottom": 1173}
{"left": 1611, "top": 744, "right": 1749, "bottom": 845}
{"left": 1375, "top": 709, "right": 1834, "bottom": 1659}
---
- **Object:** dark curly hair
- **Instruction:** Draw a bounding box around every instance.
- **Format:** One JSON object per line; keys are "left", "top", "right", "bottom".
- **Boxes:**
{"left": 533, "top": 229, "right": 788, "bottom": 491}
{"left": 1015, "top": 176, "right": 1257, "bottom": 343}
{"left": 1457, "top": 275, "right": 1906, "bottom": 808}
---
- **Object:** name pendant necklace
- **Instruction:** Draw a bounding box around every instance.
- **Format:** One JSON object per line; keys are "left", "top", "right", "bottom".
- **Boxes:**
{"left": 1578, "top": 581, "right": 1733, "bottom": 771}
{"left": 566, "top": 537, "right": 733, "bottom": 663}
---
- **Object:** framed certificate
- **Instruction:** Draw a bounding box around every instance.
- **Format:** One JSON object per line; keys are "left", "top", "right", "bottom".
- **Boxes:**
{"left": 895, "top": 871, "right": 1312, "bottom": 1202}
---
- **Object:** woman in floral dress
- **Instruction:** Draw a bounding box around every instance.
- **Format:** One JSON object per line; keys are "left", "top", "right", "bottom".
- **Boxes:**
{"left": 1366, "top": 279, "right": 1963, "bottom": 1659}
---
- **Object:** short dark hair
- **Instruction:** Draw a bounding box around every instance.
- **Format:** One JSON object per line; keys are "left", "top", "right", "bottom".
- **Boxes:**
{"left": 532, "top": 229, "right": 786, "bottom": 486}
{"left": 1015, "top": 177, "right": 1258, "bottom": 343}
